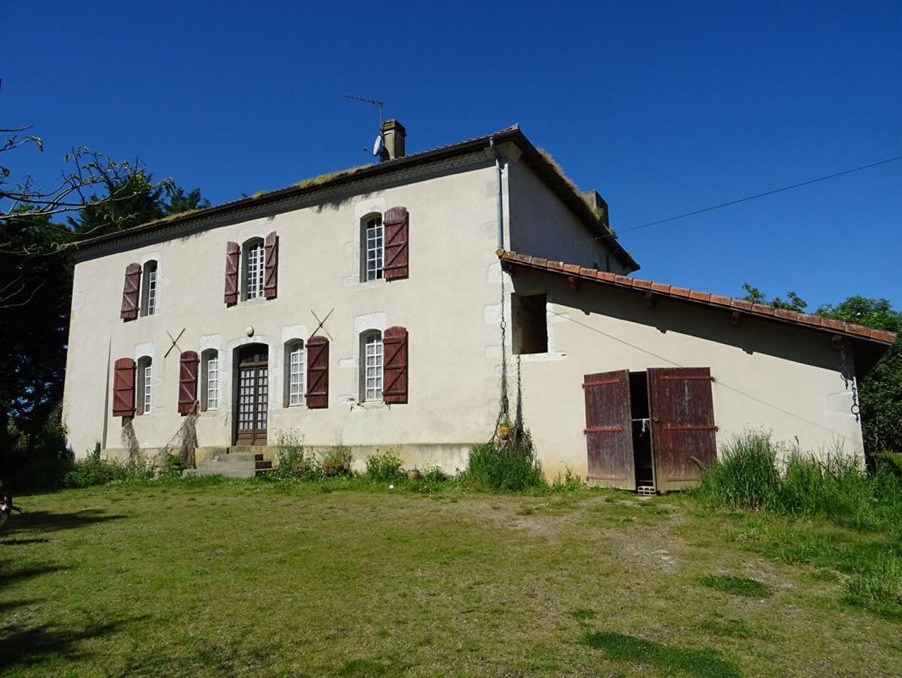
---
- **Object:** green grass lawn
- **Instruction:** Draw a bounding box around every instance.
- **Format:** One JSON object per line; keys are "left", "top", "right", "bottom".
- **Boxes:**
{"left": 1, "top": 479, "right": 900, "bottom": 677}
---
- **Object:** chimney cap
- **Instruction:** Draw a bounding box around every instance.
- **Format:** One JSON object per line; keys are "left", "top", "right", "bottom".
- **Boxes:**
{"left": 381, "top": 119, "right": 406, "bottom": 134}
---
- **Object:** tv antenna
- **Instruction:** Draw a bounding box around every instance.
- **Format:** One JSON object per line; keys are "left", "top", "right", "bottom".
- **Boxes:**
{"left": 342, "top": 93, "right": 389, "bottom": 161}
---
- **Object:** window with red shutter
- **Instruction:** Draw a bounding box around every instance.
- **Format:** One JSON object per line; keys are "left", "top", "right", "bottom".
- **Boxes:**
{"left": 224, "top": 241, "right": 240, "bottom": 306}
{"left": 178, "top": 351, "right": 199, "bottom": 415}
{"left": 305, "top": 336, "right": 329, "bottom": 409}
{"left": 120, "top": 263, "right": 141, "bottom": 321}
{"left": 383, "top": 207, "right": 409, "bottom": 281}
{"left": 264, "top": 231, "right": 278, "bottom": 299}
{"left": 113, "top": 358, "right": 136, "bottom": 417}
{"left": 383, "top": 326, "right": 408, "bottom": 404}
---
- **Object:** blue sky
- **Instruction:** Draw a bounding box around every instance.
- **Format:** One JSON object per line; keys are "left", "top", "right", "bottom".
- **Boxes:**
{"left": 3, "top": 0, "right": 900, "bottom": 310}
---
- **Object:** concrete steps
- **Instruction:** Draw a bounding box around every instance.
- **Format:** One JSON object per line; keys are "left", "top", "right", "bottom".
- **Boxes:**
{"left": 190, "top": 448, "right": 274, "bottom": 479}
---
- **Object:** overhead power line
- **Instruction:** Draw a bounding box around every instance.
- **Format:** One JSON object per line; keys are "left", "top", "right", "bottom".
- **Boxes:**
{"left": 618, "top": 154, "right": 902, "bottom": 236}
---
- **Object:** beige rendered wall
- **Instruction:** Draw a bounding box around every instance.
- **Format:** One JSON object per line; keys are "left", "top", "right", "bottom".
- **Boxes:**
{"left": 63, "top": 162, "right": 512, "bottom": 469}
{"left": 507, "top": 270, "right": 864, "bottom": 479}
{"left": 505, "top": 154, "right": 632, "bottom": 274}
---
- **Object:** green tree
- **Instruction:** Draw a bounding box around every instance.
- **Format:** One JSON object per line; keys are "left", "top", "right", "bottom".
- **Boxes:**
{"left": 741, "top": 283, "right": 808, "bottom": 313}
{"left": 2, "top": 127, "right": 209, "bottom": 488}
{"left": 816, "top": 297, "right": 902, "bottom": 452}
{"left": 0, "top": 210, "right": 73, "bottom": 486}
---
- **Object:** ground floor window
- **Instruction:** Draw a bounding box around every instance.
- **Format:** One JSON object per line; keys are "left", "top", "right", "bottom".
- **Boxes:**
{"left": 137, "top": 356, "right": 152, "bottom": 415}
{"left": 285, "top": 340, "right": 305, "bottom": 406}
{"left": 362, "top": 331, "right": 383, "bottom": 401}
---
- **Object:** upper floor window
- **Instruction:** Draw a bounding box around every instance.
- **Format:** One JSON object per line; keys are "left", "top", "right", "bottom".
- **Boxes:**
{"left": 284, "top": 340, "right": 305, "bottom": 406}
{"left": 225, "top": 232, "right": 279, "bottom": 306}
{"left": 141, "top": 261, "right": 158, "bottom": 316}
{"left": 244, "top": 239, "right": 265, "bottom": 300}
{"left": 362, "top": 216, "right": 383, "bottom": 281}
{"left": 136, "top": 356, "right": 153, "bottom": 415}
{"left": 120, "top": 260, "right": 159, "bottom": 321}
{"left": 360, "top": 207, "right": 409, "bottom": 283}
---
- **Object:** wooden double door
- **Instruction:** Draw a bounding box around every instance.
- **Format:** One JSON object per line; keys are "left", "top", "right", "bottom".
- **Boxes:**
{"left": 235, "top": 344, "right": 268, "bottom": 446}
{"left": 583, "top": 367, "right": 716, "bottom": 492}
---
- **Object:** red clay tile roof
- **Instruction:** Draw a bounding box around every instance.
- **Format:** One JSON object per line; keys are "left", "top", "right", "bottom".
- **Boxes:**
{"left": 497, "top": 249, "right": 897, "bottom": 347}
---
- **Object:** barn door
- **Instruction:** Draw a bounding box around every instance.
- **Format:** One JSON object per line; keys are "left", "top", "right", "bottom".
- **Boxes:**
{"left": 583, "top": 370, "right": 636, "bottom": 490}
{"left": 648, "top": 367, "right": 716, "bottom": 492}
{"left": 235, "top": 345, "right": 268, "bottom": 446}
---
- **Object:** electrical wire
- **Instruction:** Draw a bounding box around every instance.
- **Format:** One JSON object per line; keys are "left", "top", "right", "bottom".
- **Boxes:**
{"left": 616, "top": 154, "right": 902, "bottom": 236}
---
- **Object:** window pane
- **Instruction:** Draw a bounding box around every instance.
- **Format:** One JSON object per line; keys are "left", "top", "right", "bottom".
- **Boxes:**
{"left": 364, "top": 333, "right": 383, "bottom": 401}
{"left": 207, "top": 355, "right": 219, "bottom": 410}
{"left": 365, "top": 218, "right": 383, "bottom": 281}
{"left": 146, "top": 268, "right": 156, "bottom": 315}
{"left": 289, "top": 344, "right": 304, "bottom": 406}
{"left": 246, "top": 241, "right": 265, "bottom": 299}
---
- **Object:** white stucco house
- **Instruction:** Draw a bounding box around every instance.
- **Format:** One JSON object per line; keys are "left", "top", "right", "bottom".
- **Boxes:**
{"left": 62, "top": 121, "right": 895, "bottom": 490}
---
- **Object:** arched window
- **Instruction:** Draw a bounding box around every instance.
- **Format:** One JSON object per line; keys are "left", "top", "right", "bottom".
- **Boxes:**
{"left": 136, "top": 356, "right": 153, "bottom": 415}
{"left": 201, "top": 349, "right": 219, "bottom": 411}
{"left": 284, "top": 340, "right": 305, "bottom": 406}
{"left": 360, "top": 331, "right": 383, "bottom": 401}
{"left": 224, "top": 233, "right": 279, "bottom": 305}
{"left": 243, "top": 238, "right": 265, "bottom": 300}
{"left": 141, "top": 260, "right": 158, "bottom": 316}
{"left": 361, "top": 215, "right": 383, "bottom": 281}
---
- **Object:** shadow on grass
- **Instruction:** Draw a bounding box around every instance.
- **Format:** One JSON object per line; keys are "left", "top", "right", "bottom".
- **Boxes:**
{"left": 1, "top": 509, "right": 125, "bottom": 536}
{"left": 0, "top": 563, "right": 69, "bottom": 586}
{"left": 0, "top": 619, "right": 127, "bottom": 671}
{"left": 582, "top": 631, "right": 741, "bottom": 677}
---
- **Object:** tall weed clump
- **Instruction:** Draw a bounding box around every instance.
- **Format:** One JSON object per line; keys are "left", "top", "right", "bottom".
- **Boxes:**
{"left": 465, "top": 428, "right": 545, "bottom": 492}
{"left": 781, "top": 450, "right": 873, "bottom": 525}
{"left": 699, "top": 432, "right": 902, "bottom": 529}
{"left": 366, "top": 449, "right": 404, "bottom": 482}
{"left": 64, "top": 444, "right": 154, "bottom": 488}
{"left": 697, "top": 432, "right": 781, "bottom": 511}
{"left": 271, "top": 430, "right": 321, "bottom": 480}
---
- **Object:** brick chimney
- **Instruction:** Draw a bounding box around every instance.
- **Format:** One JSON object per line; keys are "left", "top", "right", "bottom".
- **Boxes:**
{"left": 381, "top": 119, "right": 406, "bottom": 161}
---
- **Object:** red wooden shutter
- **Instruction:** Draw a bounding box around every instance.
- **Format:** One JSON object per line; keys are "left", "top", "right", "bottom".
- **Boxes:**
{"left": 120, "top": 263, "right": 141, "bottom": 321}
{"left": 383, "top": 326, "right": 408, "bottom": 404}
{"left": 648, "top": 367, "right": 716, "bottom": 492}
{"left": 113, "top": 358, "right": 136, "bottom": 418}
{"left": 583, "top": 370, "right": 635, "bottom": 490}
{"left": 305, "top": 336, "right": 329, "bottom": 409}
{"left": 224, "top": 241, "right": 240, "bottom": 306}
{"left": 264, "top": 231, "right": 279, "bottom": 299}
{"left": 178, "top": 351, "right": 199, "bottom": 415}
{"left": 383, "top": 206, "right": 409, "bottom": 281}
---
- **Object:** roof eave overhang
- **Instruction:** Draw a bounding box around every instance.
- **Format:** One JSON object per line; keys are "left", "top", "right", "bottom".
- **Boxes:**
{"left": 498, "top": 249, "right": 896, "bottom": 373}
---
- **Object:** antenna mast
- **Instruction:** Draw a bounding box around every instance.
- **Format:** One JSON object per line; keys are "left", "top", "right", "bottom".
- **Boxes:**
{"left": 342, "top": 93, "right": 384, "bottom": 128}
{"left": 342, "top": 93, "right": 388, "bottom": 160}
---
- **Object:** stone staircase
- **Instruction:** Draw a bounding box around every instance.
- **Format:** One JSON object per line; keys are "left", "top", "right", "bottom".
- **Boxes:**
{"left": 190, "top": 447, "right": 274, "bottom": 479}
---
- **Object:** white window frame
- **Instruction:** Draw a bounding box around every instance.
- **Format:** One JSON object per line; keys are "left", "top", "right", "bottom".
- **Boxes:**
{"left": 137, "top": 356, "right": 152, "bottom": 415}
{"left": 362, "top": 216, "right": 383, "bottom": 281}
{"left": 141, "top": 260, "right": 158, "bottom": 316}
{"left": 244, "top": 239, "right": 265, "bottom": 300}
{"left": 361, "top": 331, "right": 383, "bottom": 402}
{"left": 202, "top": 350, "right": 219, "bottom": 411}
{"left": 285, "top": 341, "right": 305, "bottom": 407}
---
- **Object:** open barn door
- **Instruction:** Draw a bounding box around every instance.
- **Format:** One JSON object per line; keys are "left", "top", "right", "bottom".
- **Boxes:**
{"left": 648, "top": 367, "right": 716, "bottom": 492}
{"left": 583, "top": 370, "right": 636, "bottom": 490}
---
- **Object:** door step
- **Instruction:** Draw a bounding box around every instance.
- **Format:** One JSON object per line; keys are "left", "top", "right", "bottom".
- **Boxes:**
{"left": 190, "top": 448, "right": 274, "bottom": 479}
{"left": 637, "top": 485, "right": 656, "bottom": 496}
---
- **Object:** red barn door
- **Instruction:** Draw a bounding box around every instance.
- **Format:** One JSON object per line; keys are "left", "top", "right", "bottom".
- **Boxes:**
{"left": 583, "top": 370, "right": 636, "bottom": 490}
{"left": 648, "top": 367, "right": 716, "bottom": 492}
